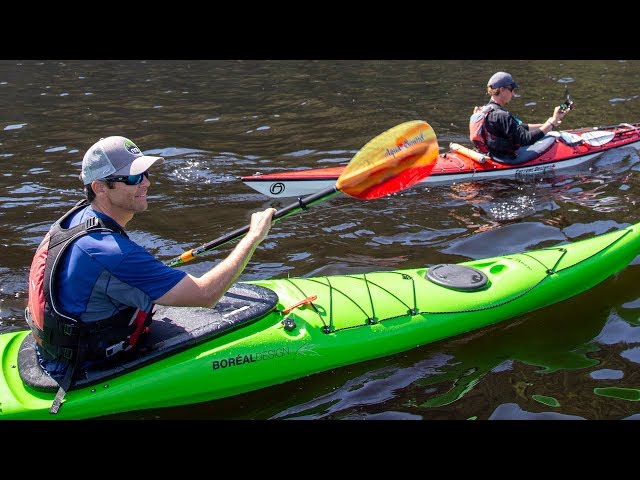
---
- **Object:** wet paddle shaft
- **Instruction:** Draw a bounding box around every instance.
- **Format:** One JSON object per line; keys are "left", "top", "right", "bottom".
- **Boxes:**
{"left": 166, "top": 120, "right": 439, "bottom": 268}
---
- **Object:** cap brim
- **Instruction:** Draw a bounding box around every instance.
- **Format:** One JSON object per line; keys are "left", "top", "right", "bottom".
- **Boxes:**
{"left": 111, "top": 155, "right": 164, "bottom": 176}
{"left": 488, "top": 81, "right": 519, "bottom": 89}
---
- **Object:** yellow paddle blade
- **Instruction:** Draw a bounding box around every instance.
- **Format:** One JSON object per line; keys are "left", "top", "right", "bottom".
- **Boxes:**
{"left": 336, "top": 120, "right": 439, "bottom": 199}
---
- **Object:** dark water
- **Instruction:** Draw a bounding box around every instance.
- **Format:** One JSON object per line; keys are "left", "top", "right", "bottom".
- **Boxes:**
{"left": 2, "top": 59, "right": 640, "bottom": 420}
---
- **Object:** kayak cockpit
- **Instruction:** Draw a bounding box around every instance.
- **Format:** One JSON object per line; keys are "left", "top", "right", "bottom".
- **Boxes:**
{"left": 491, "top": 135, "right": 557, "bottom": 165}
{"left": 17, "top": 283, "right": 279, "bottom": 392}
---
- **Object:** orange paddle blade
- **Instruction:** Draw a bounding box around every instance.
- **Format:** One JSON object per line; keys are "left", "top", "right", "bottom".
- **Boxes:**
{"left": 336, "top": 120, "right": 439, "bottom": 199}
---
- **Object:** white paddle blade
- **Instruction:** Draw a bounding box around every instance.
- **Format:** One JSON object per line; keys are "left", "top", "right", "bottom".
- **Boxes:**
{"left": 549, "top": 130, "right": 582, "bottom": 146}
{"left": 581, "top": 130, "right": 615, "bottom": 146}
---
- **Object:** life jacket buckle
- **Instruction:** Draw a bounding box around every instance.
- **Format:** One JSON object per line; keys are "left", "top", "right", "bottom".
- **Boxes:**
{"left": 85, "top": 216, "right": 99, "bottom": 229}
{"left": 63, "top": 324, "right": 78, "bottom": 336}
{"left": 61, "top": 347, "right": 74, "bottom": 360}
{"left": 105, "top": 341, "right": 125, "bottom": 357}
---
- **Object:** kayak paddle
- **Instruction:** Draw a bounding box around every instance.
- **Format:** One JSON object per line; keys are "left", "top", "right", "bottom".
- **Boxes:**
{"left": 166, "top": 120, "right": 439, "bottom": 267}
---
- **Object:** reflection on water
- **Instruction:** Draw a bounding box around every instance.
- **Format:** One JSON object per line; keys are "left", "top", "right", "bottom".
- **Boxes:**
{"left": 3, "top": 60, "right": 640, "bottom": 420}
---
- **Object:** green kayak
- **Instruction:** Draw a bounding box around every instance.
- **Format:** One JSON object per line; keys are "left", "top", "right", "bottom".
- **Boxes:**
{"left": 1, "top": 222, "right": 639, "bottom": 420}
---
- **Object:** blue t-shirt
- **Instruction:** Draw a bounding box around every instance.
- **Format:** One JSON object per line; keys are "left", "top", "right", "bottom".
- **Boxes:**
{"left": 55, "top": 205, "right": 187, "bottom": 320}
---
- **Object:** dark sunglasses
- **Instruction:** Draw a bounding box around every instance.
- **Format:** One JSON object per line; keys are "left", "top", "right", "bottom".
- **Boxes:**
{"left": 505, "top": 85, "right": 517, "bottom": 92}
{"left": 102, "top": 170, "right": 149, "bottom": 186}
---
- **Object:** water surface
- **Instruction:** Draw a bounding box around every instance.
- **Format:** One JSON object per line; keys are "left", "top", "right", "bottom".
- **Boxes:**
{"left": 2, "top": 60, "right": 640, "bottom": 420}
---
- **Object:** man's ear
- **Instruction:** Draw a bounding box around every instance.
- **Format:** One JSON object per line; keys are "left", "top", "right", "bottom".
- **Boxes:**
{"left": 91, "top": 180, "right": 107, "bottom": 194}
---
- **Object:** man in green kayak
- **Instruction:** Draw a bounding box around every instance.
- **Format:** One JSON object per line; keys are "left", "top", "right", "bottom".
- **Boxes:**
{"left": 469, "top": 71, "right": 570, "bottom": 163}
{"left": 24, "top": 136, "right": 275, "bottom": 391}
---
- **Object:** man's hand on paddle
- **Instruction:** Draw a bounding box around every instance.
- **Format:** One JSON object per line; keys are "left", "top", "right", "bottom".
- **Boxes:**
{"left": 248, "top": 208, "right": 276, "bottom": 244}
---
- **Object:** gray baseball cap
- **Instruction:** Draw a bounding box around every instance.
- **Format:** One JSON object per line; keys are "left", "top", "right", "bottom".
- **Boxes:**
{"left": 487, "top": 71, "right": 519, "bottom": 89}
{"left": 80, "top": 136, "right": 164, "bottom": 185}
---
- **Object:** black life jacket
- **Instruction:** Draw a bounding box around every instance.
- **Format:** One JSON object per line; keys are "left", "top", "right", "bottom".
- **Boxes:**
{"left": 24, "top": 199, "right": 153, "bottom": 413}
{"left": 470, "top": 103, "right": 522, "bottom": 158}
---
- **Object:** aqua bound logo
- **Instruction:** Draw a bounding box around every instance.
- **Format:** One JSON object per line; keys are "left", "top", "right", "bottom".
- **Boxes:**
{"left": 385, "top": 131, "right": 425, "bottom": 159}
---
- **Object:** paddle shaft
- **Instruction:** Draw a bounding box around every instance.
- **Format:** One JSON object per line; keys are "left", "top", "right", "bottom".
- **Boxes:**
{"left": 165, "top": 186, "right": 340, "bottom": 267}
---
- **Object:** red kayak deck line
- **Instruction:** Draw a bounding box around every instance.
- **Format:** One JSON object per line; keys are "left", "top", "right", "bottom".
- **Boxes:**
{"left": 241, "top": 123, "right": 640, "bottom": 198}
{"left": 263, "top": 166, "right": 347, "bottom": 180}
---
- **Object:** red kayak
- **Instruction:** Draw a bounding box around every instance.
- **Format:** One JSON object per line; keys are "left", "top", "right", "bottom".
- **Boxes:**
{"left": 241, "top": 123, "right": 640, "bottom": 198}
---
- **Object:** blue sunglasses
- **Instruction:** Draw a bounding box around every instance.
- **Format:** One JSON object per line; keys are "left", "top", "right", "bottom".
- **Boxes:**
{"left": 102, "top": 170, "right": 149, "bottom": 186}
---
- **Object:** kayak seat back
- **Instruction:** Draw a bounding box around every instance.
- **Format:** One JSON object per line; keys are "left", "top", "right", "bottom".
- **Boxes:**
{"left": 17, "top": 283, "right": 279, "bottom": 392}
{"left": 492, "top": 135, "right": 556, "bottom": 165}
{"left": 426, "top": 264, "right": 488, "bottom": 291}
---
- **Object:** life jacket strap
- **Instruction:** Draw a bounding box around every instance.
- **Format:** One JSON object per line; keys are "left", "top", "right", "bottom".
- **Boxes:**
{"left": 49, "top": 329, "right": 89, "bottom": 415}
{"left": 50, "top": 363, "right": 75, "bottom": 414}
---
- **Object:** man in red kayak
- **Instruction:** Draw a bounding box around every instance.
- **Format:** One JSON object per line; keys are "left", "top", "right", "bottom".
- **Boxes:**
{"left": 470, "top": 71, "right": 570, "bottom": 163}
{"left": 24, "top": 136, "right": 275, "bottom": 396}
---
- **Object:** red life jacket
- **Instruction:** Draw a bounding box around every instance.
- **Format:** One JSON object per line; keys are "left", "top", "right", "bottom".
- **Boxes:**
{"left": 24, "top": 200, "right": 153, "bottom": 413}
{"left": 469, "top": 104, "right": 497, "bottom": 154}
